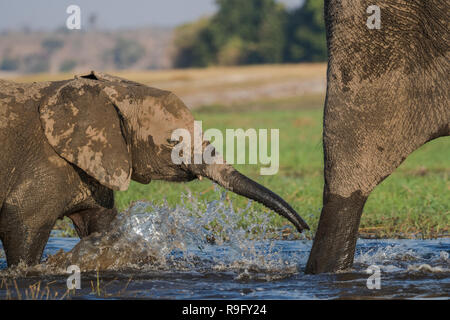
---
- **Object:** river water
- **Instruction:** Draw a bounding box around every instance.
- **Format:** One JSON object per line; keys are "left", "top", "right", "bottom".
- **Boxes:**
{"left": 0, "top": 197, "right": 448, "bottom": 299}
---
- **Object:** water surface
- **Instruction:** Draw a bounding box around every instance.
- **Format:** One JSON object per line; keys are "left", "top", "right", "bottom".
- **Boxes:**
{"left": 0, "top": 199, "right": 448, "bottom": 299}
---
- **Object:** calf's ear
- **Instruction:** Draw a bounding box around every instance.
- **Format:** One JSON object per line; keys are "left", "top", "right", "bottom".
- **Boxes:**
{"left": 39, "top": 82, "right": 132, "bottom": 191}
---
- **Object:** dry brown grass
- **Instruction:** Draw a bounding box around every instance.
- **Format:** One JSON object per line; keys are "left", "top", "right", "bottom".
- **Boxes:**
{"left": 8, "top": 63, "right": 327, "bottom": 109}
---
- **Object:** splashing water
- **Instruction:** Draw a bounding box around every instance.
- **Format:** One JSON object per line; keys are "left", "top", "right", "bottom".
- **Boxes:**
{"left": 0, "top": 191, "right": 304, "bottom": 278}
{"left": 0, "top": 191, "right": 448, "bottom": 299}
{"left": 354, "top": 240, "right": 450, "bottom": 274}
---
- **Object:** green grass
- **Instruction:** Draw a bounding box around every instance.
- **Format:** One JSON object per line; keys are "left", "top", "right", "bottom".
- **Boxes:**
{"left": 112, "top": 97, "right": 449, "bottom": 239}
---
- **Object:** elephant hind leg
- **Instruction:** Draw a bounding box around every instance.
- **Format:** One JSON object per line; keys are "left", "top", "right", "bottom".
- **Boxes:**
{"left": 305, "top": 190, "right": 367, "bottom": 274}
{"left": 305, "top": 134, "right": 421, "bottom": 274}
{"left": 305, "top": 125, "right": 441, "bottom": 274}
{"left": 68, "top": 208, "right": 118, "bottom": 238}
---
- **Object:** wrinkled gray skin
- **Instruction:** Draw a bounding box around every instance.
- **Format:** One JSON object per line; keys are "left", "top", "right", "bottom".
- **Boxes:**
{"left": 0, "top": 71, "right": 308, "bottom": 267}
{"left": 306, "top": 0, "right": 449, "bottom": 274}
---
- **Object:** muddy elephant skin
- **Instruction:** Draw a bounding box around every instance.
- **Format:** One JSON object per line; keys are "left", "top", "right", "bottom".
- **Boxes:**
{"left": 305, "top": 0, "right": 449, "bottom": 274}
{"left": 0, "top": 71, "right": 309, "bottom": 267}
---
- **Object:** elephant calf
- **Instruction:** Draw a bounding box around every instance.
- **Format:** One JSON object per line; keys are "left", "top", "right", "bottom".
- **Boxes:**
{"left": 0, "top": 71, "right": 308, "bottom": 267}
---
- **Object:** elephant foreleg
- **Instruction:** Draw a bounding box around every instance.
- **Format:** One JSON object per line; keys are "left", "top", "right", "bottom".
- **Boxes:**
{"left": 0, "top": 204, "right": 55, "bottom": 267}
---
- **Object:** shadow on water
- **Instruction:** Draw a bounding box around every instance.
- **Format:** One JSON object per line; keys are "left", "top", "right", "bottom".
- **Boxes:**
{"left": 0, "top": 193, "right": 449, "bottom": 299}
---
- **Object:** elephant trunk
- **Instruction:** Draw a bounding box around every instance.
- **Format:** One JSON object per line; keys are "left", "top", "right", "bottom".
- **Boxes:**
{"left": 191, "top": 163, "right": 309, "bottom": 233}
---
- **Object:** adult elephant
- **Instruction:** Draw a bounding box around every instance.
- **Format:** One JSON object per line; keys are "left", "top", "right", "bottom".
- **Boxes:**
{"left": 306, "top": 0, "right": 449, "bottom": 273}
{"left": 0, "top": 71, "right": 309, "bottom": 267}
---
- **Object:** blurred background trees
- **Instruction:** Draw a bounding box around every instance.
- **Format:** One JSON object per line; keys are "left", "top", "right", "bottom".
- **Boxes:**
{"left": 284, "top": 0, "right": 326, "bottom": 62}
{"left": 0, "top": 0, "right": 326, "bottom": 73}
{"left": 173, "top": 0, "right": 326, "bottom": 68}
{"left": 110, "top": 38, "right": 146, "bottom": 69}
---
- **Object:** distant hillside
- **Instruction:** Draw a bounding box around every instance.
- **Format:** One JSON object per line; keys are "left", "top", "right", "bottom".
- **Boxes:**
{"left": 0, "top": 27, "right": 174, "bottom": 74}
{"left": 10, "top": 63, "right": 327, "bottom": 110}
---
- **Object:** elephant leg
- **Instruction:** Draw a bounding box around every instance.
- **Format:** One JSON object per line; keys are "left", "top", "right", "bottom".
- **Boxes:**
{"left": 305, "top": 132, "right": 450, "bottom": 274}
{"left": 68, "top": 208, "right": 118, "bottom": 238}
{"left": 0, "top": 204, "right": 55, "bottom": 267}
{"left": 305, "top": 106, "right": 447, "bottom": 273}
{"left": 305, "top": 118, "right": 423, "bottom": 275}
{"left": 305, "top": 189, "right": 368, "bottom": 274}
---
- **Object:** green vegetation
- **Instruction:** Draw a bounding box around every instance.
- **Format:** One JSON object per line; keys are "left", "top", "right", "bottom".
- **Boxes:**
{"left": 173, "top": 0, "right": 327, "bottom": 67}
{"left": 284, "top": 0, "right": 327, "bottom": 62}
{"left": 114, "top": 96, "right": 449, "bottom": 239}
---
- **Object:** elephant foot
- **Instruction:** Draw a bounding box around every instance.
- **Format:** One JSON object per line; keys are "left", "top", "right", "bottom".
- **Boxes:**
{"left": 0, "top": 225, "right": 54, "bottom": 267}
{"left": 305, "top": 191, "right": 367, "bottom": 274}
